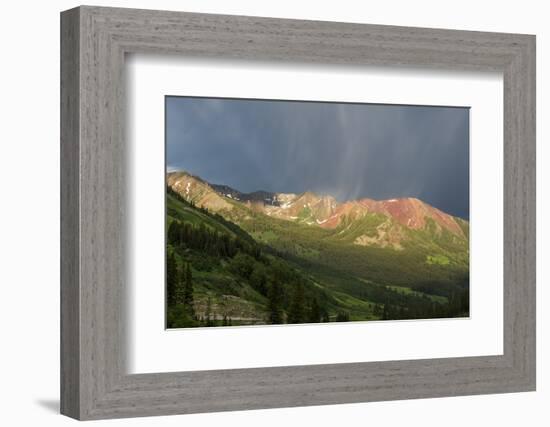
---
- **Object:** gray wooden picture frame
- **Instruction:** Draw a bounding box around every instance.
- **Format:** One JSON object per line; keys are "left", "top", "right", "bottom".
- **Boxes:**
{"left": 60, "top": 5, "right": 536, "bottom": 421}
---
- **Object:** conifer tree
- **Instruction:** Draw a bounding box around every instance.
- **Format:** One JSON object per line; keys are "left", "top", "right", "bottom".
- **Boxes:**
{"left": 382, "top": 300, "right": 390, "bottom": 320}
{"left": 166, "top": 252, "right": 179, "bottom": 306}
{"left": 183, "top": 263, "right": 195, "bottom": 317}
{"left": 267, "top": 280, "right": 283, "bottom": 324}
{"left": 205, "top": 296, "right": 212, "bottom": 327}
{"left": 184, "top": 263, "right": 193, "bottom": 305}
{"left": 308, "top": 298, "right": 322, "bottom": 323}
{"left": 167, "top": 221, "right": 180, "bottom": 246}
{"left": 288, "top": 283, "right": 306, "bottom": 324}
{"left": 174, "top": 267, "right": 185, "bottom": 305}
{"left": 335, "top": 311, "right": 350, "bottom": 322}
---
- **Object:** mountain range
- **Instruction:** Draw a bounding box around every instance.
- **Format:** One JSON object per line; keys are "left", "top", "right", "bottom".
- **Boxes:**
{"left": 165, "top": 170, "right": 469, "bottom": 327}
{"left": 167, "top": 171, "right": 468, "bottom": 251}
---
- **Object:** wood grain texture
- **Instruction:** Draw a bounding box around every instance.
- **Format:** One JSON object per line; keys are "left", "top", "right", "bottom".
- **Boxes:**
{"left": 60, "top": 7, "right": 80, "bottom": 419}
{"left": 60, "top": 6, "right": 536, "bottom": 420}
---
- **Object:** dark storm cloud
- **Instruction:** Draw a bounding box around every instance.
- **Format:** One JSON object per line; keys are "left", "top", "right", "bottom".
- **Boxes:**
{"left": 166, "top": 96, "right": 470, "bottom": 219}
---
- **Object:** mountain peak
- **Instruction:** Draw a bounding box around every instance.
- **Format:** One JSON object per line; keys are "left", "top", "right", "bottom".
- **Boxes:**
{"left": 167, "top": 171, "right": 466, "bottom": 239}
{"left": 167, "top": 171, "right": 234, "bottom": 212}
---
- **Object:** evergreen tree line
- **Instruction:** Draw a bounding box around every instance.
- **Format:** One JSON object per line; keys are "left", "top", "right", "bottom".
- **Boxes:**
{"left": 381, "top": 288, "right": 469, "bottom": 320}
{"left": 168, "top": 219, "right": 261, "bottom": 260}
{"left": 165, "top": 189, "right": 339, "bottom": 326}
{"left": 167, "top": 216, "right": 467, "bottom": 325}
{"left": 268, "top": 248, "right": 470, "bottom": 321}
{"left": 227, "top": 252, "right": 334, "bottom": 325}
{"left": 167, "top": 216, "right": 337, "bottom": 326}
{"left": 166, "top": 252, "right": 197, "bottom": 328}
{"left": 168, "top": 186, "right": 258, "bottom": 245}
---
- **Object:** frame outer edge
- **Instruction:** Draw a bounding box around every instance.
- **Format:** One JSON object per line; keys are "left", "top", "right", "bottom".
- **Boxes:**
{"left": 60, "top": 6, "right": 81, "bottom": 420}
{"left": 502, "top": 34, "right": 536, "bottom": 390}
{"left": 527, "top": 35, "right": 536, "bottom": 390}
{"left": 520, "top": 34, "right": 536, "bottom": 389}
{"left": 60, "top": 6, "right": 537, "bottom": 420}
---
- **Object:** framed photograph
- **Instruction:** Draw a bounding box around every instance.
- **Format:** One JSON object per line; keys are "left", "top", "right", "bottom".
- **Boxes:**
{"left": 164, "top": 97, "right": 471, "bottom": 330}
{"left": 61, "top": 6, "right": 536, "bottom": 420}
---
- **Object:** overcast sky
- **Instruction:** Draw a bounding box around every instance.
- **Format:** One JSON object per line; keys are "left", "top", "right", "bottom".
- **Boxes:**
{"left": 166, "top": 96, "right": 469, "bottom": 219}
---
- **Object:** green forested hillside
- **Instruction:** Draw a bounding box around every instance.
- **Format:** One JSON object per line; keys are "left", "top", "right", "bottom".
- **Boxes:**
{"left": 166, "top": 188, "right": 469, "bottom": 328}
